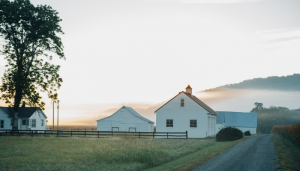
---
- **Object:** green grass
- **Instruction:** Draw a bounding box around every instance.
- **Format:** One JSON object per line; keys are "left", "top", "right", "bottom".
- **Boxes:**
{"left": 0, "top": 136, "right": 216, "bottom": 171}
{"left": 272, "top": 134, "right": 300, "bottom": 171}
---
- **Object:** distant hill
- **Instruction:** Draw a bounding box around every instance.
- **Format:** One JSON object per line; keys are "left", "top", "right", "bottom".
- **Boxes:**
{"left": 202, "top": 74, "right": 300, "bottom": 92}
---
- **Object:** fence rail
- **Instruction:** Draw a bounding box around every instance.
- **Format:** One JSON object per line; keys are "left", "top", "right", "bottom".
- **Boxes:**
{"left": 0, "top": 129, "right": 188, "bottom": 139}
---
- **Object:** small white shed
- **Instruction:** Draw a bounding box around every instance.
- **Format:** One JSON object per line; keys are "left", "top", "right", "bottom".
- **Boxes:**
{"left": 97, "top": 106, "right": 154, "bottom": 132}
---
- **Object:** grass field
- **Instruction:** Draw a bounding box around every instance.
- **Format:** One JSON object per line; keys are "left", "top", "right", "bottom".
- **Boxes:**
{"left": 272, "top": 134, "right": 300, "bottom": 171}
{"left": 1, "top": 136, "right": 216, "bottom": 171}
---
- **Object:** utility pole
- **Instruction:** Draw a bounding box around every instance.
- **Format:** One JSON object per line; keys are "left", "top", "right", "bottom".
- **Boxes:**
{"left": 53, "top": 101, "right": 54, "bottom": 130}
{"left": 57, "top": 100, "right": 59, "bottom": 131}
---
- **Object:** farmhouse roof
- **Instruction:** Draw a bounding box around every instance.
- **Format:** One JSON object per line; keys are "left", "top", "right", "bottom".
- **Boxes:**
{"left": 154, "top": 92, "right": 218, "bottom": 115}
{"left": 0, "top": 107, "right": 47, "bottom": 118}
{"left": 216, "top": 111, "right": 257, "bottom": 127}
{"left": 97, "top": 106, "right": 154, "bottom": 123}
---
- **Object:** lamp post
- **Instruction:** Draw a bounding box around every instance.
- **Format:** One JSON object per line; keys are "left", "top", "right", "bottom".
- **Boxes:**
{"left": 53, "top": 101, "right": 54, "bottom": 130}
{"left": 57, "top": 100, "right": 59, "bottom": 131}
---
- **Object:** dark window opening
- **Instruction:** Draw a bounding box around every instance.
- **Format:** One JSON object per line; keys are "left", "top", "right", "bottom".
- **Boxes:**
{"left": 166, "top": 119, "right": 173, "bottom": 127}
{"left": 181, "top": 99, "right": 184, "bottom": 107}
{"left": 190, "top": 120, "right": 197, "bottom": 127}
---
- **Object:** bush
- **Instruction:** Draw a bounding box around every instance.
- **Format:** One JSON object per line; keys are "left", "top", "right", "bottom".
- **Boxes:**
{"left": 272, "top": 124, "right": 300, "bottom": 146}
{"left": 244, "top": 131, "right": 251, "bottom": 136}
{"left": 216, "top": 127, "right": 243, "bottom": 141}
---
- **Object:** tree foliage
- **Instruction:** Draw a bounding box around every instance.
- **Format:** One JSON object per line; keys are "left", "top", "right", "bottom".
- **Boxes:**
{"left": 252, "top": 103, "right": 300, "bottom": 134}
{"left": 0, "top": 0, "right": 64, "bottom": 129}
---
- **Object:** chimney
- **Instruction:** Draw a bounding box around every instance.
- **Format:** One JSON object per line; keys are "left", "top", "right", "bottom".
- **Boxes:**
{"left": 186, "top": 85, "right": 192, "bottom": 95}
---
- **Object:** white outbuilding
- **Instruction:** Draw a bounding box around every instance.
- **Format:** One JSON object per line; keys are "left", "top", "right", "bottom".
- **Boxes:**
{"left": 155, "top": 85, "right": 219, "bottom": 138}
{"left": 97, "top": 106, "right": 154, "bottom": 132}
{"left": 216, "top": 111, "right": 257, "bottom": 135}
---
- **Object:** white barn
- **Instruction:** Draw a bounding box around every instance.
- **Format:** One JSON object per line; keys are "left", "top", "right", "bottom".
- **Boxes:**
{"left": 0, "top": 107, "right": 47, "bottom": 132}
{"left": 155, "top": 85, "right": 218, "bottom": 138}
{"left": 97, "top": 106, "right": 154, "bottom": 132}
{"left": 216, "top": 111, "right": 257, "bottom": 135}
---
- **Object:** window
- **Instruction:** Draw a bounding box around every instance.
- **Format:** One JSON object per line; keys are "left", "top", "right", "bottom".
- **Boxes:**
{"left": 41, "top": 120, "right": 44, "bottom": 126}
{"left": 181, "top": 99, "right": 184, "bottom": 107}
{"left": 190, "top": 120, "right": 197, "bottom": 127}
{"left": 32, "top": 119, "right": 36, "bottom": 128}
{"left": 166, "top": 119, "right": 173, "bottom": 127}
{"left": 0, "top": 120, "right": 4, "bottom": 128}
{"left": 11, "top": 120, "right": 13, "bottom": 126}
{"left": 22, "top": 120, "right": 26, "bottom": 125}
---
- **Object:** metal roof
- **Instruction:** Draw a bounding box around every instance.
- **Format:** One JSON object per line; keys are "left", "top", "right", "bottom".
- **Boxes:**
{"left": 97, "top": 106, "right": 154, "bottom": 123}
{"left": 155, "top": 92, "right": 218, "bottom": 115}
{"left": 216, "top": 111, "right": 257, "bottom": 127}
{"left": 124, "top": 106, "right": 154, "bottom": 123}
{"left": 0, "top": 107, "right": 47, "bottom": 118}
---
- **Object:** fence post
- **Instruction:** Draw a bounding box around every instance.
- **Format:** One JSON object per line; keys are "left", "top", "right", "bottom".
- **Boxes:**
{"left": 6, "top": 130, "right": 7, "bottom": 136}
{"left": 167, "top": 132, "right": 168, "bottom": 139}
{"left": 112, "top": 131, "right": 113, "bottom": 137}
{"left": 186, "top": 131, "right": 188, "bottom": 139}
{"left": 18, "top": 130, "right": 19, "bottom": 136}
{"left": 139, "top": 132, "right": 140, "bottom": 139}
{"left": 71, "top": 130, "right": 72, "bottom": 137}
{"left": 85, "top": 130, "right": 86, "bottom": 137}
{"left": 153, "top": 132, "right": 154, "bottom": 138}
{"left": 57, "top": 130, "right": 58, "bottom": 137}
{"left": 98, "top": 131, "right": 99, "bottom": 138}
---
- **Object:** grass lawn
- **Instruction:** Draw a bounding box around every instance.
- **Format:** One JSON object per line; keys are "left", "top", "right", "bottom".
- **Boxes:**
{"left": 0, "top": 136, "right": 215, "bottom": 171}
{"left": 272, "top": 134, "right": 300, "bottom": 171}
{"left": 0, "top": 135, "right": 248, "bottom": 171}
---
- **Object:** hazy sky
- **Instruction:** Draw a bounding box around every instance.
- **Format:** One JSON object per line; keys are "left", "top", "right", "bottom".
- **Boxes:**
{"left": 0, "top": 0, "right": 300, "bottom": 125}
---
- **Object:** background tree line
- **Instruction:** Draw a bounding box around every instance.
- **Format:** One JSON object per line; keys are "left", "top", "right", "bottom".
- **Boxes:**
{"left": 251, "top": 103, "right": 300, "bottom": 133}
{"left": 203, "top": 74, "right": 300, "bottom": 92}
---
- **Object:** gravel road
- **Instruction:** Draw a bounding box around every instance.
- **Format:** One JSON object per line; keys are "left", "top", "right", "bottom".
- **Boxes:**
{"left": 192, "top": 134, "right": 279, "bottom": 171}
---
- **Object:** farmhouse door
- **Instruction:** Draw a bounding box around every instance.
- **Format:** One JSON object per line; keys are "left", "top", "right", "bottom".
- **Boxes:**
{"left": 21, "top": 119, "right": 27, "bottom": 130}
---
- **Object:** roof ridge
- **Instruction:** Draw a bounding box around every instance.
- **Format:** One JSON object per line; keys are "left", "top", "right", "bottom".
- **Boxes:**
{"left": 155, "top": 92, "right": 218, "bottom": 115}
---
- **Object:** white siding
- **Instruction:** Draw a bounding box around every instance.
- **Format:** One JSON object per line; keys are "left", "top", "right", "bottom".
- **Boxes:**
{"left": 97, "top": 121, "right": 112, "bottom": 131}
{"left": 97, "top": 107, "right": 154, "bottom": 132}
{"left": 29, "top": 111, "right": 47, "bottom": 131}
{"left": 156, "top": 93, "right": 216, "bottom": 138}
{"left": 0, "top": 109, "right": 12, "bottom": 132}
{"left": 216, "top": 123, "right": 224, "bottom": 133}
{"left": 236, "top": 127, "right": 257, "bottom": 135}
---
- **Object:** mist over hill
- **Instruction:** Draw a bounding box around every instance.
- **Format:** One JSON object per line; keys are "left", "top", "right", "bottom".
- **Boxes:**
{"left": 202, "top": 74, "right": 300, "bottom": 92}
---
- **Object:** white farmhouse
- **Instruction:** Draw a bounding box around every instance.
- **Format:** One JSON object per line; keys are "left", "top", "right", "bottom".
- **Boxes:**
{"left": 97, "top": 106, "right": 154, "bottom": 132}
{"left": 0, "top": 107, "right": 47, "bottom": 132}
{"left": 155, "top": 85, "right": 218, "bottom": 138}
{"left": 216, "top": 111, "right": 257, "bottom": 134}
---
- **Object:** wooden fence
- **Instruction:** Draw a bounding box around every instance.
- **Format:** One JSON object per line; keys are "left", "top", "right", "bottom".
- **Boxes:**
{"left": 1, "top": 130, "right": 188, "bottom": 139}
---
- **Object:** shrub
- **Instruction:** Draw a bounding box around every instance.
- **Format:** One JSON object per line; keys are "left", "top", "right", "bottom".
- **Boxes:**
{"left": 244, "top": 131, "right": 251, "bottom": 136}
{"left": 216, "top": 126, "right": 243, "bottom": 142}
{"left": 271, "top": 124, "right": 300, "bottom": 146}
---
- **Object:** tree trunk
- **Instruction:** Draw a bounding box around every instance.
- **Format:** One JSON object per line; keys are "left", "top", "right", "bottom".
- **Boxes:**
{"left": 12, "top": 93, "right": 21, "bottom": 131}
{"left": 12, "top": 63, "right": 23, "bottom": 131}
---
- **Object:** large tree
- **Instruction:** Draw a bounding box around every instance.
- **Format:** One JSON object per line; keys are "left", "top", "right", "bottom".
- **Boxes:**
{"left": 0, "top": 0, "right": 65, "bottom": 131}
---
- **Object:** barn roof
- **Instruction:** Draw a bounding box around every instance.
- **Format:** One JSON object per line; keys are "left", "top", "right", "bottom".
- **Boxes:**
{"left": 216, "top": 111, "right": 257, "bottom": 128}
{"left": 155, "top": 92, "right": 218, "bottom": 115}
{"left": 0, "top": 107, "right": 47, "bottom": 118}
{"left": 97, "top": 106, "right": 154, "bottom": 123}
{"left": 124, "top": 106, "right": 154, "bottom": 123}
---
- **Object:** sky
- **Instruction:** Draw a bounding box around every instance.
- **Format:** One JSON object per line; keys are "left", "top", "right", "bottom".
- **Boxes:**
{"left": 0, "top": 0, "right": 300, "bottom": 125}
